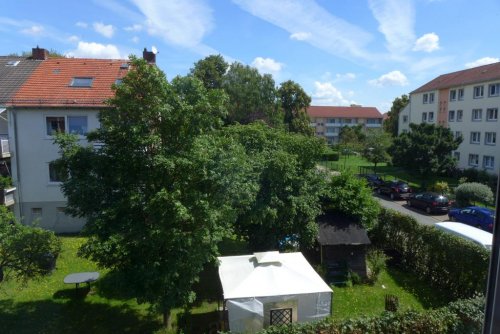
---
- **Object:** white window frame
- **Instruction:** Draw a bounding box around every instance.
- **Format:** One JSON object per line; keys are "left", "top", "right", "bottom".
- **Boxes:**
{"left": 453, "top": 151, "right": 460, "bottom": 161}
{"left": 469, "top": 154, "right": 479, "bottom": 167}
{"left": 429, "top": 92, "right": 435, "bottom": 104}
{"left": 403, "top": 115, "right": 408, "bottom": 123}
{"left": 470, "top": 132, "right": 481, "bottom": 144}
{"left": 473, "top": 85, "right": 484, "bottom": 99}
{"left": 423, "top": 94, "right": 428, "bottom": 104}
{"left": 458, "top": 88, "right": 464, "bottom": 100}
{"left": 489, "top": 83, "right": 500, "bottom": 97}
{"left": 483, "top": 156, "right": 495, "bottom": 169}
{"left": 422, "top": 112, "right": 427, "bottom": 122}
{"left": 448, "top": 110, "right": 455, "bottom": 122}
{"left": 45, "top": 115, "right": 89, "bottom": 138}
{"left": 48, "top": 161, "right": 65, "bottom": 184}
{"left": 428, "top": 112, "right": 434, "bottom": 122}
{"left": 472, "top": 109, "right": 482, "bottom": 121}
{"left": 487, "top": 108, "right": 498, "bottom": 121}
{"left": 485, "top": 132, "right": 496, "bottom": 145}
{"left": 450, "top": 90, "right": 457, "bottom": 101}
{"left": 455, "top": 131, "right": 462, "bottom": 140}
{"left": 456, "top": 110, "right": 463, "bottom": 122}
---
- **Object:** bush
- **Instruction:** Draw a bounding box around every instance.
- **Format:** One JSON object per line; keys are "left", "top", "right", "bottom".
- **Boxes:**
{"left": 431, "top": 181, "right": 450, "bottom": 195}
{"left": 455, "top": 182, "right": 494, "bottom": 207}
{"left": 369, "top": 208, "right": 490, "bottom": 299}
{"left": 323, "top": 151, "right": 340, "bottom": 161}
{"left": 366, "top": 249, "right": 388, "bottom": 284}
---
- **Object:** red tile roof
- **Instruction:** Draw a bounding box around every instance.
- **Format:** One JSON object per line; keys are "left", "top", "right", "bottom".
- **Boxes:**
{"left": 306, "top": 106, "right": 382, "bottom": 119}
{"left": 412, "top": 62, "right": 500, "bottom": 94}
{"left": 10, "top": 58, "right": 129, "bottom": 107}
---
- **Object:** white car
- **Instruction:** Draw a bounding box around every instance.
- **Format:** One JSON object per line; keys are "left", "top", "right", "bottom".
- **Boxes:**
{"left": 435, "top": 222, "right": 492, "bottom": 250}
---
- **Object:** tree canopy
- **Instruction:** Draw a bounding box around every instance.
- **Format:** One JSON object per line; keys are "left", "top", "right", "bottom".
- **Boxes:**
{"left": 277, "top": 80, "right": 313, "bottom": 136}
{"left": 383, "top": 94, "right": 409, "bottom": 137}
{"left": 189, "top": 54, "right": 228, "bottom": 90}
{"left": 361, "top": 129, "right": 392, "bottom": 173}
{"left": 391, "top": 123, "right": 462, "bottom": 183}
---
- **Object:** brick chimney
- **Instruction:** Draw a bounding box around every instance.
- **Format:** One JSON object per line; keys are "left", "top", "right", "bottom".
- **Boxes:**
{"left": 142, "top": 48, "right": 156, "bottom": 64}
{"left": 32, "top": 46, "right": 49, "bottom": 60}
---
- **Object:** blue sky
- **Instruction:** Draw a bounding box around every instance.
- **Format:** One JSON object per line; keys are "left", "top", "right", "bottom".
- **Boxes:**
{"left": 1, "top": 0, "right": 499, "bottom": 113}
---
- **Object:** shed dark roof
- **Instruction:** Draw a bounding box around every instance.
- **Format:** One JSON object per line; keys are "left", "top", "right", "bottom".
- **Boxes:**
{"left": 0, "top": 56, "right": 42, "bottom": 104}
{"left": 317, "top": 212, "right": 371, "bottom": 246}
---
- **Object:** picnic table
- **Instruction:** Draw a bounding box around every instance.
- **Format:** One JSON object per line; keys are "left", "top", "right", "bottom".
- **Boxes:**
{"left": 64, "top": 272, "right": 100, "bottom": 289}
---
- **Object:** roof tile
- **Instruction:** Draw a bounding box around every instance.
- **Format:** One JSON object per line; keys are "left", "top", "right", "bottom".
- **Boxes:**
{"left": 306, "top": 105, "right": 382, "bottom": 119}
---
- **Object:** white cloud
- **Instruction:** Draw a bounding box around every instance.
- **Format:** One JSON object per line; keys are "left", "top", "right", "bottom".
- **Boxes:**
{"left": 232, "top": 0, "right": 373, "bottom": 60}
{"left": 93, "top": 22, "right": 115, "bottom": 38}
{"left": 413, "top": 33, "right": 440, "bottom": 52}
{"left": 369, "top": 70, "right": 408, "bottom": 87}
{"left": 131, "top": 36, "right": 140, "bottom": 43}
{"left": 409, "top": 56, "right": 452, "bottom": 73}
{"left": 65, "top": 41, "right": 124, "bottom": 59}
{"left": 76, "top": 21, "right": 88, "bottom": 28}
{"left": 130, "top": 0, "right": 214, "bottom": 48}
{"left": 368, "top": 0, "right": 415, "bottom": 54}
{"left": 20, "top": 25, "right": 44, "bottom": 36}
{"left": 251, "top": 57, "right": 284, "bottom": 76}
{"left": 335, "top": 72, "right": 356, "bottom": 81}
{"left": 311, "top": 81, "right": 353, "bottom": 106}
{"left": 290, "top": 32, "right": 311, "bottom": 41}
{"left": 68, "top": 35, "right": 80, "bottom": 42}
{"left": 124, "top": 24, "right": 143, "bottom": 32}
{"left": 465, "top": 57, "right": 500, "bottom": 68}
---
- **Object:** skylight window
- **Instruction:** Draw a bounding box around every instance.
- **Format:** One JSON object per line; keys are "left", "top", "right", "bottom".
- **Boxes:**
{"left": 6, "top": 60, "right": 20, "bottom": 67}
{"left": 70, "top": 77, "right": 94, "bottom": 87}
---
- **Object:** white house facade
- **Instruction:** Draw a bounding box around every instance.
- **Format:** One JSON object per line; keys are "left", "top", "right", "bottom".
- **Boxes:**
{"left": 399, "top": 62, "right": 500, "bottom": 174}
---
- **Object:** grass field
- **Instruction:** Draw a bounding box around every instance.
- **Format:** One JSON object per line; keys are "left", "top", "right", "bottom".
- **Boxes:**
{"left": 0, "top": 235, "right": 450, "bottom": 333}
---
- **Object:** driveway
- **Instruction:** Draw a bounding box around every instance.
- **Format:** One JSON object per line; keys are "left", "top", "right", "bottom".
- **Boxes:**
{"left": 373, "top": 193, "right": 449, "bottom": 226}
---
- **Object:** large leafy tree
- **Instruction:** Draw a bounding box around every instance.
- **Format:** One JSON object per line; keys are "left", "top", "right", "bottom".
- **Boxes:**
{"left": 362, "top": 129, "right": 392, "bottom": 173}
{"left": 224, "top": 123, "right": 326, "bottom": 251}
{"left": 277, "top": 80, "right": 313, "bottom": 136}
{"left": 384, "top": 94, "right": 409, "bottom": 137}
{"left": 0, "top": 206, "right": 61, "bottom": 284}
{"left": 56, "top": 57, "right": 255, "bottom": 328}
{"left": 391, "top": 123, "right": 462, "bottom": 184}
{"left": 222, "top": 62, "right": 281, "bottom": 126}
{"left": 189, "top": 54, "right": 228, "bottom": 90}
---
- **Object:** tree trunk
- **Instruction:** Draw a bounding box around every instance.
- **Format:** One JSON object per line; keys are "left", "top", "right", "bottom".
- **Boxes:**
{"left": 163, "top": 309, "right": 172, "bottom": 329}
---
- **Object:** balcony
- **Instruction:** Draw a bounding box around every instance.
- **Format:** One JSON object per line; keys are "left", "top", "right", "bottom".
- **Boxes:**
{"left": 0, "top": 138, "right": 10, "bottom": 158}
{"left": 365, "top": 123, "right": 382, "bottom": 128}
{"left": 0, "top": 187, "right": 15, "bottom": 206}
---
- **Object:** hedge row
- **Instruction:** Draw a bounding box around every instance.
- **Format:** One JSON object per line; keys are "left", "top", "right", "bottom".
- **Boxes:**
{"left": 252, "top": 295, "right": 484, "bottom": 334}
{"left": 369, "top": 208, "right": 490, "bottom": 299}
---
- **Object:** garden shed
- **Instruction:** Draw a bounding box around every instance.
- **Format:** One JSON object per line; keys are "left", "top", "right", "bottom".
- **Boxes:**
{"left": 317, "top": 212, "right": 371, "bottom": 278}
{"left": 218, "top": 251, "right": 332, "bottom": 333}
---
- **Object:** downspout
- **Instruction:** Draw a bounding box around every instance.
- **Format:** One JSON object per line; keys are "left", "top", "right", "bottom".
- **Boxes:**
{"left": 11, "top": 108, "right": 23, "bottom": 221}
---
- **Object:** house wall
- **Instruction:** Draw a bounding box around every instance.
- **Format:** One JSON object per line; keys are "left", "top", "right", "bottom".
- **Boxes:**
{"left": 9, "top": 107, "right": 100, "bottom": 232}
{"left": 310, "top": 117, "right": 382, "bottom": 145}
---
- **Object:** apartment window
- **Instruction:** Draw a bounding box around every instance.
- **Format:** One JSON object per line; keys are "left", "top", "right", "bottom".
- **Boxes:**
{"left": 483, "top": 156, "right": 495, "bottom": 169}
{"left": 49, "top": 161, "right": 66, "bottom": 183}
{"left": 423, "top": 94, "right": 428, "bottom": 104}
{"left": 46, "top": 117, "right": 65, "bottom": 135}
{"left": 316, "top": 132, "right": 324, "bottom": 136}
{"left": 473, "top": 85, "right": 484, "bottom": 98}
{"left": 68, "top": 116, "right": 88, "bottom": 135}
{"left": 455, "top": 131, "right": 462, "bottom": 140}
{"left": 448, "top": 110, "right": 455, "bottom": 122}
{"left": 485, "top": 132, "right": 496, "bottom": 145}
{"left": 470, "top": 131, "right": 481, "bottom": 144}
{"left": 487, "top": 108, "right": 498, "bottom": 121}
{"left": 402, "top": 129, "right": 408, "bottom": 133}
{"left": 458, "top": 88, "right": 464, "bottom": 100}
{"left": 456, "top": 110, "right": 463, "bottom": 122}
{"left": 70, "top": 77, "right": 93, "bottom": 87}
{"left": 449, "top": 90, "right": 457, "bottom": 101}
{"left": 489, "top": 83, "right": 500, "bottom": 97}
{"left": 453, "top": 152, "right": 460, "bottom": 161}
{"left": 472, "top": 109, "right": 482, "bottom": 121}
{"left": 403, "top": 115, "right": 408, "bottom": 123}
{"left": 31, "top": 208, "right": 42, "bottom": 223}
{"left": 469, "top": 154, "right": 479, "bottom": 167}
{"left": 327, "top": 118, "right": 336, "bottom": 123}
{"left": 428, "top": 112, "right": 434, "bottom": 122}
{"left": 429, "top": 92, "right": 435, "bottom": 104}
{"left": 422, "top": 112, "right": 427, "bottom": 122}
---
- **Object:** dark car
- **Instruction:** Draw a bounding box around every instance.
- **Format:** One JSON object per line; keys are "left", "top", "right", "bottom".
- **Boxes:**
{"left": 406, "top": 192, "right": 451, "bottom": 214}
{"left": 360, "top": 174, "right": 384, "bottom": 189}
{"left": 377, "top": 180, "right": 412, "bottom": 200}
{"left": 448, "top": 206, "right": 495, "bottom": 232}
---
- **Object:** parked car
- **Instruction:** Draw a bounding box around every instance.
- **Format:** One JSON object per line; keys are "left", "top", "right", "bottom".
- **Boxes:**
{"left": 435, "top": 222, "right": 492, "bottom": 250}
{"left": 448, "top": 206, "right": 495, "bottom": 232}
{"left": 406, "top": 192, "right": 451, "bottom": 214}
{"left": 377, "top": 180, "right": 412, "bottom": 200}
{"left": 359, "top": 174, "right": 384, "bottom": 189}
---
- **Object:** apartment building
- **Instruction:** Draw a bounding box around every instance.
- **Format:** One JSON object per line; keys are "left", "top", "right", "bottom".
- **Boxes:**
{"left": 307, "top": 105, "right": 383, "bottom": 145}
{"left": 0, "top": 47, "right": 160, "bottom": 232}
{"left": 399, "top": 62, "right": 500, "bottom": 174}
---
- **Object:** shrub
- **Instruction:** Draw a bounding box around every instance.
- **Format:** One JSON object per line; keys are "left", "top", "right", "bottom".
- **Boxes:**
{"left": 432, "top": 181, "right": 450, "bottom": 195}
{"left": 323, "top": 151, "right": 340, "bottom": 161}
{"left": 455, "top": 182, "right": 494, "bottom": 207}
{"left": 366, "top": 249, "right": 388, "bottom": 284}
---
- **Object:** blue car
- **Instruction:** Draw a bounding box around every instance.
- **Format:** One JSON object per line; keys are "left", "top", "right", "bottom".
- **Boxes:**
{"left": 448, "top": 206, "right": 495, "bottom": 232}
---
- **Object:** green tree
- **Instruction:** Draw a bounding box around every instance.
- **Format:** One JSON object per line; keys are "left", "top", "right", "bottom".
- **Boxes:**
{"left": 383, "top": 94, "right": 409, "bottom": 137}
{"left": 455, "top": 182, "right": 494, "bottom": 207}
{"left": 339, "top": 124, "right": 365, "bottom": 168}
{"left": 189, "top": 54, "right": 228, "bottom": 90}
{"left": 277, "top": 80, "right": 313, "bottom": 136}
{"left": 224, "top": 123, "right": 325, "bottom": 251}
{"left": 0, "top": 206, "right": 61, "bottom": 284}
{"left": 362, "top": 129, "right": 392, "bottom": 173}
{"left": 391, "top": 123, "right": 462, "bottom": 186}
{"left": 222, "top": 62, "right": 281, "bottom": 126}
{"left": 323, "top": 172, "right": 380, "bottom": 229}
{"left": 56, "top": 57, "right": 255, "bottom": 328}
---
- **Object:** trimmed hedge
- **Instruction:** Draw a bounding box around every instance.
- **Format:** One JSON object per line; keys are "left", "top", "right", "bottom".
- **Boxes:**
{"left": 370, "top": 208, "right": 490, "bottom": 299}
{"left": 240, "top": 296, "right": 484, "bottom": 334}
